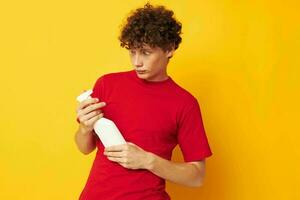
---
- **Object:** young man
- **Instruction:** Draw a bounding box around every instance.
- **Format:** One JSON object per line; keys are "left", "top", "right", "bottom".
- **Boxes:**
{"left": 75, "top": 3, "right": 212, "bottom": 200}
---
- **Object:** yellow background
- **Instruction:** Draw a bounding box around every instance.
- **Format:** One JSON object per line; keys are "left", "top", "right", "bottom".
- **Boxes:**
{"left": 1, "top": 0, "right": 299, "bottom": 199}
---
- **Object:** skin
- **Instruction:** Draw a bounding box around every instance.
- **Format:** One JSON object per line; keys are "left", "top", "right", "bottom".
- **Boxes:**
{"left": 129, "top": 44, "right": 174, "bottom": 82}
{"left": 75, "top": 44, "right": 206, "bottom": 187}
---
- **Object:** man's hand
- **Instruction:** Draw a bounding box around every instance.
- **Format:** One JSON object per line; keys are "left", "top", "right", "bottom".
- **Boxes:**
{"left": 103, "top": 142, "right": 152, "bottom": 170}
{"left": 76, "top": 97, "right": 106, "bottom": 134}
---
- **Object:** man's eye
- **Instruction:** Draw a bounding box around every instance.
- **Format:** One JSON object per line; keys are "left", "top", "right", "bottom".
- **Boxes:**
{"left": 143, "top": 51, "right": 150, "bottom": 55}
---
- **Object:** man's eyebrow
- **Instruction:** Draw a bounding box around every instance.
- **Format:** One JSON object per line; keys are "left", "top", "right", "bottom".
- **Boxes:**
{"left": 141, "top": 47, "right": 152, "bottom": 51}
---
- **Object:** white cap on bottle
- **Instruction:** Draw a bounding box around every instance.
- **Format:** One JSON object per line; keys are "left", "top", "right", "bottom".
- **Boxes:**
{"left": 76, "top": 89, "right": 93, "bottom": 102}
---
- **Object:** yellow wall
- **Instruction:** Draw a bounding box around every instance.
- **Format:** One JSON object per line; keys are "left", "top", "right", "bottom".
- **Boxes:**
{"left": 1, "top": 0, "right": 299, "bottom": 199}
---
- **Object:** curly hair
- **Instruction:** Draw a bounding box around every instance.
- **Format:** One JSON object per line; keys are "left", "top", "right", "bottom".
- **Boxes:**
{"left": 118, "top": 2, "right": 182, "bottom": 52}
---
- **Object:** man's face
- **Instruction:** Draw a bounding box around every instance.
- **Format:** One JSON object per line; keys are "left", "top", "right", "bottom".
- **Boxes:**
{"left": 129, "top": 44, "right": 174, "bottom": 81}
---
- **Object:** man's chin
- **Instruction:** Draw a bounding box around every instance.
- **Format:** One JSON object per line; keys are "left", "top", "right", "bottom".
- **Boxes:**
{"left": 136, "top": 71, "right": 148, "bottom": 77}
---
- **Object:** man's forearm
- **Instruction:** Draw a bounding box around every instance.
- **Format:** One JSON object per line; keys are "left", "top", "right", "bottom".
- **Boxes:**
{"left": 74, "top": 126, "right": 96, "bottom": 155}
{"left": 145, "top": 152, "right": 204, "bottom": 187}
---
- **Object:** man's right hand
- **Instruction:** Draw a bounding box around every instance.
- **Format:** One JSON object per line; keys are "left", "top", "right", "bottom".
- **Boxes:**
{"left": 76, "top": 97, "right": 106, "bottom": 134}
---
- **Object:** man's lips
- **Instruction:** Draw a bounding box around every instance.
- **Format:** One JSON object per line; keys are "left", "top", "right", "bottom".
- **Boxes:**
{"left": 136, "top": 70, "right": 147, "bottom": 73}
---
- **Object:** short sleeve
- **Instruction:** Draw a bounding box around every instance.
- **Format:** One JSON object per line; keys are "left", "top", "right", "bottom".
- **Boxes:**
{"left": 76, "top": 75, "right": 105, "bottom": 123}
{"left": 177, "top": 98, "right": 213, "bottom": 162}
{"left": 90, "top": 75, "right": 105, "bottom": 100}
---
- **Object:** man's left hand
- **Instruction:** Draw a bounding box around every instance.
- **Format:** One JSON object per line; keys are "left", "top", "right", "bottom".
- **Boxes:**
{"left": 104, "top": 142, "right": 153, "bottom": 170}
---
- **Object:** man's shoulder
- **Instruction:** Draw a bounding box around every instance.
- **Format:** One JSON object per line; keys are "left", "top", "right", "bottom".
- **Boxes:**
{"left": 171, "top": 80, "right": 197, "bottom": 103}
{"left": 101, "top": 70, "right": 130, "bottom": 78}
{"left": 173, "top": 86, "right": 200, "bottom": 117}
{"left": 96, "top": 70, "right": 132, "bottom": 82}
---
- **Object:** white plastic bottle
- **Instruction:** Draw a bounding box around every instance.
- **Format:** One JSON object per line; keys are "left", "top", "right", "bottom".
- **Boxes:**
{"left": 76, "top": 89, "right": 126, "bottom": 147}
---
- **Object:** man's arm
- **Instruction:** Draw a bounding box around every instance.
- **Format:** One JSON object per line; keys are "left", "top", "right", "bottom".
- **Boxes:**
{"left": 146, "top": 152, "right": 206, "bottom": 187}
{"left": 75, "top": 94, "right": 106, "bottom": 155}
{"left": 74, "top": 125, "right": 97, "bottom": 155}
{"left": 104, "top": 143, "right": 207, "bottom": 187}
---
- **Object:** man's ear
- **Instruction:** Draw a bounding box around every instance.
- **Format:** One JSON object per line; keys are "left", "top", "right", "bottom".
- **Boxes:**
{"left": 166, "top": 45, "right": 175, "bottom": 59}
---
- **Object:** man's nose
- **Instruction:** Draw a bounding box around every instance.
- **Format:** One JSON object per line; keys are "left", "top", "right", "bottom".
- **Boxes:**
{"left": 133, "top": 54, "right": 143, "bottom": 67}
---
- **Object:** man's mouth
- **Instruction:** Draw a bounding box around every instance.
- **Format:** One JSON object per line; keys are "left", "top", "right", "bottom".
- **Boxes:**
{"left": 136, "top": 70, "right": 147, "bottom": 74}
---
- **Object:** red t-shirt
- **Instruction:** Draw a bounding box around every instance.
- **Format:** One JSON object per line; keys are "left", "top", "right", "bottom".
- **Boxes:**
{"left": 76, "top": 70, "right": 213, "bottom": 200}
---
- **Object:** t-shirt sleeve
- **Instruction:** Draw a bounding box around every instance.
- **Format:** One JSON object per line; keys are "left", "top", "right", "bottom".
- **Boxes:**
{"left": 177, "top": 98, "right": 213, "bottom": 162}
{"left": 76, "top": 75, "right": 105, "bottom": 123}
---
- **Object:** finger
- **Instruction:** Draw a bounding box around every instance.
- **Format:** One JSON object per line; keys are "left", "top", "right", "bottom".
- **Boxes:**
{"left": 81, "top": 113, "right": 104, "bottom": 126}
{"left": 87, "top": 112, "right": 104, "bottom": 124}
{"left": 104, "top": 151, "right": 124, "bottom": 158}
{"left": 82, "top": 102, "right": 106, "bottom": 115}
{"left": 77, "top": 98, "right": 99, "bottom": 111}
{"left": 77, "top": 99, "right": 97, "bottom": 113}
{"left": 76, "top": 105, "right": 99, "bottom": 121}
{"left": 77, "top": 101, "right": 105, "bottom": 116}
{"left": 105, "top": 144, "right": 127, "bottom": 152}
{"left": 107, "top": 156, "right": 127, "bottom": 164}
{"left": 80, "top": 110, "right": 103, "bottom": 122}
